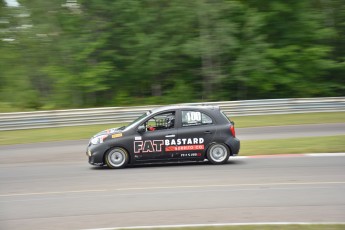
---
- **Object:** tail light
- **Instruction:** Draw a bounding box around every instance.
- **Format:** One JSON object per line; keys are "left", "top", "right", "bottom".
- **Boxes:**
{"left": 230, "top": 125, "right": 236, "bottom": 137}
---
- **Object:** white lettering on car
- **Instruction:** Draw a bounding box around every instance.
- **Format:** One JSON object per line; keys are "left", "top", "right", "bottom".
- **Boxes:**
{"left": 143, "top": 140, "right": 154, "bottom": 153}
{"left": 153, "top": 140, "right": 164, "bottom": 152}
{"left": 134, "top": 141, "right": 143, "bottom": 153}
{"left": 134, "top": 138, "right": 205, "bottom": 153}
{"left": 170, "top": 139, "right": 176, "bottom": 145}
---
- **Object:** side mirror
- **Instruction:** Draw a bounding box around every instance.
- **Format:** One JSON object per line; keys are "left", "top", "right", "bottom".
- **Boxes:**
{"left": 137, "top": 125, "right": 146, "bottom": 133}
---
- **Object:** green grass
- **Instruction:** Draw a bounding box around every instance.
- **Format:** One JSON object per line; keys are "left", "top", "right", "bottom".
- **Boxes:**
{"left": 241, "top": 135, "right": 345, "bottom": 155}
{"left": 0, "top": 123, "right": 126, "bottom": 145}
{"left": 123, "top": 225, "right": 345, "bottom": 230}
{"left": 0, "top": 111, "right": 344, "bottom": 146}
{"left": 232, "top": 111, "right": 345, "bottom": 128}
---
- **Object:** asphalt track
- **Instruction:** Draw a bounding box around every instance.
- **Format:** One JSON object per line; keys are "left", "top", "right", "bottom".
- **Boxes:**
{"left": 0, "top": 123, "right": 345, "bottom": 230}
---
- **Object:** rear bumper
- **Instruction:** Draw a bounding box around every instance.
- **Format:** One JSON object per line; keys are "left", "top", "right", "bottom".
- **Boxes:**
{"left": 226, "top": 137, "right": 240, "bottom": 156}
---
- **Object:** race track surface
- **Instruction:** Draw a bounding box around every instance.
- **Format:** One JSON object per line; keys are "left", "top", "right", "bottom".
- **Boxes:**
{"left": 0, "top": 123, "right": 345, "bottom": 230}
{"left": 1, "top": 156, "right": 344, "bottom": 230}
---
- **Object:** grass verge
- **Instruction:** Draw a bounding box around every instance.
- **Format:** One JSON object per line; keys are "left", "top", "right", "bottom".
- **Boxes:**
{"left": 232, "top": 111, "right": 345, "bottom": 128}
{"left": 124, "top": 225, "right": 345, "bottom": 230}
{"left": 0, "top": 111, "right": 344, "bottom": 146}
{"left": 241, "top": 135, "right": 345, "bottom": 156}
{"left": 0, "top": 123, "right": 127, "bottom": 145}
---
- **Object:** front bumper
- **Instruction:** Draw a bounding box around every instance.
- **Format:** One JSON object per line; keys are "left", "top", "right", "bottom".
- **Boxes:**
{"left": 86, "top": 143, "right": 108, "bottom": 166}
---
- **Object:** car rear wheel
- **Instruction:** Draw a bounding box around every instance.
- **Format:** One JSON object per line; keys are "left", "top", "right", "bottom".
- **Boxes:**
{"left": 105, "top": 147, "right": 129, "bottom": 169}
{"left": 207, "top": 143, "right": 230, "bottom": 164}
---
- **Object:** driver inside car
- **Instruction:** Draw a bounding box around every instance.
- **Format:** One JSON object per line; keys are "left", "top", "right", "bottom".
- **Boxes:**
{"left": 146, "top": 115, "right": 175, "bottom": 131}
{"left": 147, "top": 125, "right": 156, "bottom": 131}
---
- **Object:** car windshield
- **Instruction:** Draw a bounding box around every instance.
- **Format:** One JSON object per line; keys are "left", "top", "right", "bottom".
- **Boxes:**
{"left": 124, "top": 111, "right": 151, "bottom": 131}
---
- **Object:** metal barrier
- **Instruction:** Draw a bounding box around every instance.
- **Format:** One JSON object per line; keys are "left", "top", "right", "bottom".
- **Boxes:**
{"left": 0, "top": 97, "right": 344, "bottom": 131}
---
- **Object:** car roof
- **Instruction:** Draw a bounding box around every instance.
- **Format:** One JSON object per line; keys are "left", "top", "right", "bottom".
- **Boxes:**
{"left": 150, "top": 105, "right": 220, "bottom": 114}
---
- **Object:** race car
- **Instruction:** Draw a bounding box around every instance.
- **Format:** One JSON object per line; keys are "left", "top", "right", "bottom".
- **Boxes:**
{"left": 86, "top": 105, "right": 240, "bottom": 169}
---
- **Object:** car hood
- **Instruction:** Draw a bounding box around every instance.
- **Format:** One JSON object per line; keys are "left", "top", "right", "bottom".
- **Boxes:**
{"left": 93, "top": 127, "right": 122, "bottom": 137}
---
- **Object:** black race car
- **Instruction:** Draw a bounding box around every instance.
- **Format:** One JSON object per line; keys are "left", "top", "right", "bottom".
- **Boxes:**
{"left": 86, "top": 105, "right": 240, "bottom": 169}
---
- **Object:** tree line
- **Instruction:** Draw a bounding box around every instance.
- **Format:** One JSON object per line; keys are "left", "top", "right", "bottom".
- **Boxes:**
{"left": 0, "top": 0, "right": 344, "bottom": 111}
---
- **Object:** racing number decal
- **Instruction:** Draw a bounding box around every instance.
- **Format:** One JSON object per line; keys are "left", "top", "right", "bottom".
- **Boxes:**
{"left": 185, "top": 111, "right": 201, "bottom": 123}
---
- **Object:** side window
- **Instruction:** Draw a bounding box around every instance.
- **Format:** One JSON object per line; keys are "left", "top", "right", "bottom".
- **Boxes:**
{"left": 202, "top": 113, "right": 213, "bottom": 125}
{"left": 144, "top": 111, "right": 175, "bottom": 131}
{"left": 182, "top": 111, "right": 213, "bottom": 127}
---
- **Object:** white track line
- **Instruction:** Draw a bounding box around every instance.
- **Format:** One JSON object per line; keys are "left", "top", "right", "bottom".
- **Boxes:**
{"left": 0, "top": 189, "right": 107, "bottom": 197}
{"left": 1, "top": 181, "right": 344, "bottom": 197}
{"left": 233, "top": 152, "right": 345, "bottom": 159}
{"left": 80, "top": 222, "right": 345, "bottom": 230}
{"left": 306, "top": 152, "right": 345, "bottom": 157}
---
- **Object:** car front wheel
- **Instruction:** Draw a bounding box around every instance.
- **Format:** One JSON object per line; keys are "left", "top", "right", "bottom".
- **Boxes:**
{"left": 207, "top": 143, "right": 230, "bottom": 164}
{"left": 105, "top": 147, "right": 129, "bottom": 169}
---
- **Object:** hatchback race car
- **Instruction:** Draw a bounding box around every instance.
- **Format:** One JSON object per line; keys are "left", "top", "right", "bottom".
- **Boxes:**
{"left": 86, "top": 105, "right": 240, "bottom": 169}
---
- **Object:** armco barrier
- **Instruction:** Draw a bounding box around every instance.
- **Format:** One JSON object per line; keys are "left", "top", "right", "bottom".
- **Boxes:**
{"left": 0, "top": 97, "right": 344, "bottom": 131}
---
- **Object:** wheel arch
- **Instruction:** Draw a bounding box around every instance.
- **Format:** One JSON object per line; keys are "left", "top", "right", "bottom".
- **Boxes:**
{"left": 224, "top": 137, "right": 240, "bottom": 156}
{"left": 204, "top": 141, "right": 232, "bottom": 160}
{"left": 103, "top": 145, "right": 132, "bottom": 165}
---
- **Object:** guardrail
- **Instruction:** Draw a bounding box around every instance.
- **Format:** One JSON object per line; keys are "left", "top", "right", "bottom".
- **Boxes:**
{"left": 0, "top": 97, "right": 344, "bottom": 131}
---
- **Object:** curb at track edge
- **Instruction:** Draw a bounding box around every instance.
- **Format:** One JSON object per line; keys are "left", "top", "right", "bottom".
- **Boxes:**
{"left": 233, "top": 152, "right": 345, "bottom": 159}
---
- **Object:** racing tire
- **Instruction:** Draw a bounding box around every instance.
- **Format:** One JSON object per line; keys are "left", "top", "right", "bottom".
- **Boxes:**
{"left": 105, "top": 147, "right": 129, "bottom": 169}
{"left": 207, "top": 143, "right": 230, "bottom": 165}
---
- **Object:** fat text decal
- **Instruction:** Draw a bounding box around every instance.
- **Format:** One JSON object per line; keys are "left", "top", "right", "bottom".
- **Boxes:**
{"left": 134, "top": 138, "right": 204, "bottom": 153}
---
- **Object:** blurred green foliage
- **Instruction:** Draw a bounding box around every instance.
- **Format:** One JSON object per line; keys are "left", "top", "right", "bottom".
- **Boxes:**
{"left": 0, "top": 0, "right": 344, "bottom": 111}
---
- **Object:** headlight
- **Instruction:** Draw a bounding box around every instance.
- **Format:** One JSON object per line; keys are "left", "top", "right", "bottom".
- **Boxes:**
{"left": 90, "top": 135, "right": 107, "bottom": 145}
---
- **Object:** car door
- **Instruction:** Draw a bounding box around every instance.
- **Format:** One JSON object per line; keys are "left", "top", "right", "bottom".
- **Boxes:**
{"left": 176, "top": 110, "right": 216, "bottom": 160}
{"left": 132, "top": 111, "right": 177, "bottom": 162}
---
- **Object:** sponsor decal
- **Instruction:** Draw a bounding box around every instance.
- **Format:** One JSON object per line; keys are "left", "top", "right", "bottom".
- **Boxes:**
{"left": 135, "top": 136, "right": 142, "bottom": 141}
{"left": 165, "top": 145, "right": 204, "bottom": 152}
{"left": 112, "top": 133, "right": 123, "bottom": 138}
{"left": 134, "top": 138, "right": 204, "bottom": 154}
{"left": 180, "top": 153, "right": 202, "bottom": 157}
{"left": 165, "top": 138, "right": 204, "bottom": 146}
{"left": 134, "top": 140, "right": 164, "bottom": 153}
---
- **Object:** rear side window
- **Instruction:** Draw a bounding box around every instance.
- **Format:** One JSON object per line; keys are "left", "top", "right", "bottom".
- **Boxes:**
{"left": 182, "top": 111, "right": 213, "bottom": 127}
{"left": 221, "top": 111, "right": 231, "bottom": 123}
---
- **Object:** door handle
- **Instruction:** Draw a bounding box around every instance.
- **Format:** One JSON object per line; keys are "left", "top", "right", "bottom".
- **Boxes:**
{"left": 204, "top": 131, "right": 212, "bottom": 134}
{"left": 165, "top": 134, "right": 175, "bottom": 138}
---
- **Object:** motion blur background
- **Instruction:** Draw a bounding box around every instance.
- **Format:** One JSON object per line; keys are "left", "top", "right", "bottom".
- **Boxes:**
{"left": 1, "top": 2, "right": 345, "bottom": 230}
{"left": 1, "top": 0, "right": 344, "bottom": 112}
